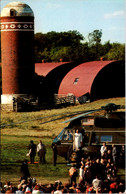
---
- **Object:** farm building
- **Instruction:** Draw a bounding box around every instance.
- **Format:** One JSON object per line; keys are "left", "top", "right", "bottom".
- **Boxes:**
{"left": 35, "top": 60, "right": 125, "bottom": 104}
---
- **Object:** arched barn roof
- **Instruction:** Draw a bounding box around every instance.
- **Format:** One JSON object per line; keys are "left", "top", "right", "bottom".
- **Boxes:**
{"left": 58, "top": 60, "right": 125, "bottom": 101}
{"left": 35, "top": 62, "right": 68, "bottom": 76}
{"left": 37, "top": 62, "right": 80, "bottom": 103}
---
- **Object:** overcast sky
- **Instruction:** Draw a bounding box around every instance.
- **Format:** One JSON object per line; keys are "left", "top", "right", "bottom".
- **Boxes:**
{"left": 1, "top": 0, "right": 125, "bottom": 44}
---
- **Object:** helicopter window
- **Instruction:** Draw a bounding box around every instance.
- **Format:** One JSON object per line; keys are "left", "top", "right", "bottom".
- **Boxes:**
{"left": 101, "top": 135, "right": 112, "bottom": 142}
{"left": 92, "top": 135, "right": 99, "bottom": 143}
{"left": 56, "top": 128, "right": 66, "bottom": 140}
{"left": 63, "top": 130, "right": 73, "bottom": 141}
{"left": 95, "top": 136, "right": 99, "bottom": 143}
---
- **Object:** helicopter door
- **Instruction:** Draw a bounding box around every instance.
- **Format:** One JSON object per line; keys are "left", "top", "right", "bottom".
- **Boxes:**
{"left": 83, "top": 132, "right": 90, "bottom": 146}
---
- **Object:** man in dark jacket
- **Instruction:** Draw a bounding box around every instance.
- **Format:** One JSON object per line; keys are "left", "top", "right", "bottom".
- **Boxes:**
{"left": 52, "top": 143, "right": 57, "bottom": 166}
{"left": 20, "top": 159, "right": 30, "bottom": 182}
{"left": 28, "top": 140, "right": 36, "bottom": 164}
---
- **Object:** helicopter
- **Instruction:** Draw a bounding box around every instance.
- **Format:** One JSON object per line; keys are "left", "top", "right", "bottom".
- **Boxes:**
{"left": 52, "top": 103, "right": 125, "bottom": 163}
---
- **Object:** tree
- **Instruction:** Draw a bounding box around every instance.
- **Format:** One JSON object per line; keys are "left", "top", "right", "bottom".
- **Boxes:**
{"left": 88, "top": 29, "right": 102, "bottom": 46}
{"left": 49, "top": 46, "right": 70, "bottom": 62}
{"left": 34, "top": 31, "right": 85, "bottom": 62}
{"left": 103, "top": 41, "right": 112, "bottom": 53}
{"left": 87, "top": 30, "right": 103, "bottom": 61}
{"left": 104, "top": 43, "right": 125, "bottom": 60}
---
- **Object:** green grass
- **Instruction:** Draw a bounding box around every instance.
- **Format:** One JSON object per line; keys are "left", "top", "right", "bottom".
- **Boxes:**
{"left": 1, "top": 97, "right": 125, "bottom": 186}
{"left": 1, "top": 135, "right": 69, "bottom": 185}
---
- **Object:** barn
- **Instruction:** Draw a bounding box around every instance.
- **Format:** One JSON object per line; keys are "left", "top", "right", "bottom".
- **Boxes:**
{"left": 35, "top": 60, "right": 125, "bottom": 104}
{"left": 35, "top": 62, "right": 80, "bottom": 104}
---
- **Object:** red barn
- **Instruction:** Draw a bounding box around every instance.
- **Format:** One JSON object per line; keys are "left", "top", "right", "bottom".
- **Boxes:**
{"left": 58, "top": 60, "right": 125, "bottom": 102}
{"left": 35, "top": 60, "right": 125, "bottom": 103}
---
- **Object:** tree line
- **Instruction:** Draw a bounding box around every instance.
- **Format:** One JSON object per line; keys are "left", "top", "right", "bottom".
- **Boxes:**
{"left": 34, "top": 29, "right": 125, "bottom": 63}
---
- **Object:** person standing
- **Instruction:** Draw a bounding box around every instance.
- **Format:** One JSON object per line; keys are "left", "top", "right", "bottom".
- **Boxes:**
{"left": 92, "top": 175, "right": 103, "bottom": 192}
{"left": 119, "top": 145, "right": 125, "bottom": 167}
{"left": 20, "top": 159, "right": 30, "bottom": 182}
{"left": 100, "top": 142, "right": 106, "bottom": 156}
{"left": 69, "top": 164, "right": 78, "bottom": 186}
{"left": 74, "top": 129, "right": 83, "bottom": 151}
{"left": 112, "top": 144, "right": 117, "bottom": 164}
{"left": 28, "top": 140, "right": 36, "bottom": 164}
{"left": 52, "top": 143, "right": 57, "bottom": 166}
{"left": 79, "top": 165, "right": 84, "bottom": 183}
{"left": 37, "top": 140, "right": 46, "bottom": 164}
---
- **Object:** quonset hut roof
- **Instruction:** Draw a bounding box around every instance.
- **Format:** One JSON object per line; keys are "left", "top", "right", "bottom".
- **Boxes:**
{"left": 58, "top": 61, "right": 112, "bottom": 96}
{"left": 35, "top": 62, "right": 80, "bottom": 102}
{"left": 35, "top": 62, "right": 68, "bottom": 76}
{"left": 58, "top": 60, "right": 125, "bottom": 101}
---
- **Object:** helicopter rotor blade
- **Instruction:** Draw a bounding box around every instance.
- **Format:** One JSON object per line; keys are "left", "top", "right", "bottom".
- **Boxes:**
{"left": 1, "top": 103, "right": 124, "bottom": 128}
{"left": 39, "top": 110, "right": 94, "bottom": 125}
{"left": 62, "top": 109, "right": 102, "bottom": 123}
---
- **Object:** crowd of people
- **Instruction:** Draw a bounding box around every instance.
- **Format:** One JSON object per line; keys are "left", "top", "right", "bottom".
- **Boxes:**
{"left": 1, "top": 140, "right": 125, "bottom": 193}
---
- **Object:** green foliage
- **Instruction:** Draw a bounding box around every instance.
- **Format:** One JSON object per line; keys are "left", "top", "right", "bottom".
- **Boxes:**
{"left": 49, "top": 46, "right": 70, "bottom": 62}
{"left": 34, "top": 30, "right": 85, "bottom": 62}
{"left": 104, "top": 43, "right": 125, "bottom": 60}
{"left": 34, "top": 30, "right": 125, "bottom": 62}
{"left": 88, "top": 29, "right": 102, "bottom": 46}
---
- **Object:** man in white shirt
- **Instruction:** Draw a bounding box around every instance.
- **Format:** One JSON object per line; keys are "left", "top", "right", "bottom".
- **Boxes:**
{"left": 92, "top": 176, "right": 102, "bottom": 191}
{"left": 74, "top": 129, "right": 82, "bottom": 151}
{"left": 100, "top": 142, "right": 106, "bottom": 156}
{"left": 37, "top": 140, "right": 46, "bottom": 163}
{"left": 112, "top": 144, "right": 117, "bottom": 164}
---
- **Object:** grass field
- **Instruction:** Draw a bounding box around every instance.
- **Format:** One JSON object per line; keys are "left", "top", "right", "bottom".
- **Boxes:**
{"left": 1, "top": 97, "right": 125, "bottom": 186}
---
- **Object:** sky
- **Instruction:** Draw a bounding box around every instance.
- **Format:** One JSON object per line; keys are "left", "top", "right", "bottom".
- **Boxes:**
{"left": 0, "top": 0, "right": 125, "bottom": 44}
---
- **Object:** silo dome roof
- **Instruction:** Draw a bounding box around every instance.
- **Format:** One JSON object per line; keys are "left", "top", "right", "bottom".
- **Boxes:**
{"left": 1, "top": 1, "right": 34, "bottom": 17}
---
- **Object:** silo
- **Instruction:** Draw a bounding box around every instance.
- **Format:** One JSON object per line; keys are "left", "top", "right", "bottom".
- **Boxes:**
{"left": 1, "top": 1, "right": 35, "bottom": 109}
